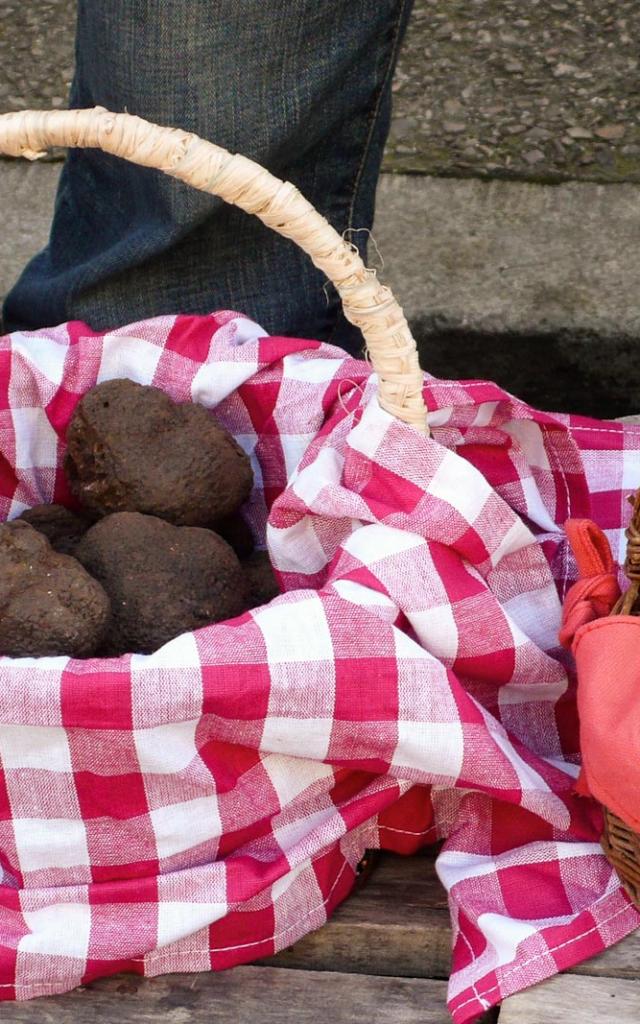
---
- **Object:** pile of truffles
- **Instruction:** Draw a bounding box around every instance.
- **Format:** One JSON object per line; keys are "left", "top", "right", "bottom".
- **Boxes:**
{"left": 0, "top": 379, "right": 279, "bottom": 659}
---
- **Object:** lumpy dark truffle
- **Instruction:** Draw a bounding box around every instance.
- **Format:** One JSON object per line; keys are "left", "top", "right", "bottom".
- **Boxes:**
{"left": 215, "top": 514, "right": 255, "bottom": 559}
{"left": 65, "top": 379, "right": 253, "bottom": 526}
{"left": 75, "top": 512, "right": 248, "bottom": 656}
{"left": 18, "top": 503, "right": 91, "bottom": 556}
{"left": 243, "top": 551, "right": 280, "bottom": 608}
{"left": 0, "top": 521, "right": 111, "bottom": 658}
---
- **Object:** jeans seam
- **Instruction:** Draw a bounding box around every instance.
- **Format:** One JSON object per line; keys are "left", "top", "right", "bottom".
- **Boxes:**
{"left": 346, "top": 0, "right": 410, "bottom": 233}
{"left": 327, "top": 0, "right": 411, "bottom": 347}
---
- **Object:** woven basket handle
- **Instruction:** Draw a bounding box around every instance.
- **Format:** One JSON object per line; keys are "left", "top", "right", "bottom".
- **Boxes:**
{"left": 0, "top": 107, "right": 428, "bottom": 435}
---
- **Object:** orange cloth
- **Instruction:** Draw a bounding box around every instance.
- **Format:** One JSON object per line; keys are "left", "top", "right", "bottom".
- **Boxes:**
{"left": 561, "top": 519, "right": 640, "bottom": 827}
{"left": 573, "top": 616, "right": 640, "bottom": 831}
{"left": 559, "top": 519, "right": 620, "bottom": 649}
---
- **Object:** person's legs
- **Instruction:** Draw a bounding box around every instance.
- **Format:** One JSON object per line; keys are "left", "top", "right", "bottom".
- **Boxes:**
{"left": 3, "top": 0, "right": 413, "bottom": 355}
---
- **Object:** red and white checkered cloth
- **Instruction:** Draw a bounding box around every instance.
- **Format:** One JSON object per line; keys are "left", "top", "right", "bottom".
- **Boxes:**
{"left": 0, "top": 312, "right": 638, "bottom": 1022}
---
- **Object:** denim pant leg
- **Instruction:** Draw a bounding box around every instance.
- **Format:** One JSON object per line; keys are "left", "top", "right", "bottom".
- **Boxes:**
{"left": 3, "top": 0, "right": 413, "bottom": 355}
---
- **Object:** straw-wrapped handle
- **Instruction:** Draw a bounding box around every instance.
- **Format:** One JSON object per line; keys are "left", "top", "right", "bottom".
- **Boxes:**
{"left": 0, "top": 107, "right": 428, "bottom": 435}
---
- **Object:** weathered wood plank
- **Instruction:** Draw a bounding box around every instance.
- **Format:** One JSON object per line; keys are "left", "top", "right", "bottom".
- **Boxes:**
{"left": 571, "top": 929, "right": 640, "bottom": 979}
{"left": 263, "top": 848, "right": 452, "bottom": 980}
{"left": 2, "top": 966, "right": 452, "bottom": 1024}
{"left": 500, "top": 974, "right": 640, "bottom": 1023}
{"left": 4, "top": 849, "right": 639, "bottom": 1024}
{"left": 266, "top": 849, "right": 640, "bottom": 984}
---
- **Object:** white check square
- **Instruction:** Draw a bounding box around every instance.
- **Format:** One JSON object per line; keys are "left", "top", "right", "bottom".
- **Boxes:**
{"left": 157, "top": 900, "right": 226, "bottom": 948}
{"left": 19, "top": 903, "right": 91, "bottom": 959}
{"left": 97, "top": 335, "right": 163, "bottom": 385}
{"left": 407, "top": 605, "right": 459, "bottom": 662}
{"left": 135, "top": 719, "right": 198, "bottom": 775}
{"left": 255, "top": 597, "right": 333, "bottom": 664}
{"left": 263, "top": 754, "right": 334, "bottom": 808}
{"left": 150, "top": 796, "right": 222, "bottom": 860}
{"left": 0, "top": 724, "right": 72, "bottom": 772}
{"left": 395, "top": 720, "right": 464, "bottom": 778}
{"left": 13, "top": 333, "right": 68, "bottom": 387}
{"left": 13, "top": 818, "right": 89, "bottom": 873}
{"left": 428, "top": 449, "right": 490, "bottom": 523}
{"left": 261, "top": 717, "right": 333, "bottom": 761}
{"left": 12, "top": 408, "right": 59, "bottom": 469}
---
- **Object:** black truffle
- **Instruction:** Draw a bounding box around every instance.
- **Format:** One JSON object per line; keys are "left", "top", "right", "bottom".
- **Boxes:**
{"left": 65, "top": 379, "right": 253, "bottom": 526}
{"left": 75, "top": 512, "right": 248, "bottom": 656}
{"left": 0, "top": 521, "right": 111, "bottom": 658}
{"left": 17, "top": 503, "right": 91, "bottom": 556}
{"left": 243, "top": 551, "right": 280, "bottom": 608}
{"left": 215, "top": 514, "right": 256, "bottom": 559}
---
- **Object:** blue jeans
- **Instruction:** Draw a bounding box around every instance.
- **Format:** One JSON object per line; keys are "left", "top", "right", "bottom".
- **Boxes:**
{"left": 4, "top": 1, "right": 413, "bottom": 356}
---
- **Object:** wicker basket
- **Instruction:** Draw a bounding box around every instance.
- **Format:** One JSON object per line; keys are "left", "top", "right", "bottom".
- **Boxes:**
{"left": 0, "top": 106, "right": 428, "bottom": 435}
{"left": 602, "top": 809, "right": 640, "bottom": 905}
{"left": 598, "top": 490, "right": 640, "bottom": 905}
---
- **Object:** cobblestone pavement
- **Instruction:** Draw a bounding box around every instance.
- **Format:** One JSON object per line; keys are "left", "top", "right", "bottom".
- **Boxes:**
{"left": 2, "top": 0, "right": 640, "bottom": 182}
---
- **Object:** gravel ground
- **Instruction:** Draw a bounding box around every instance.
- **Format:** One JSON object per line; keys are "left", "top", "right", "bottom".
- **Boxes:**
{"left": 1, "top": 0, "right": 639, "bottom": 183}
{"left": 0, "top": 0, "right": 75, "bottom": 112}
{"left": 388, "top": 0, "right": 640, "bottom": 182}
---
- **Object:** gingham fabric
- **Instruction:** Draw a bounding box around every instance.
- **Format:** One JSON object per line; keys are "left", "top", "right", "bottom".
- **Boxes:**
{"left": 0, "top": 312, "right": 638, "bottom": 1023}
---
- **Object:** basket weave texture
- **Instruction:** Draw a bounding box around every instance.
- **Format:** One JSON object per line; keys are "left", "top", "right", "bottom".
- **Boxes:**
{"left": 603, "top": 808, "right": 640, "bottom": 905}
{"left": 600, "top": 490, "right": 640, "bottom": 904}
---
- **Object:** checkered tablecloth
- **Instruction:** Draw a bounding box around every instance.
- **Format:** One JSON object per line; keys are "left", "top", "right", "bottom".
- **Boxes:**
{"left": 0, "top": 312, "right": 638, "bottom": 1022}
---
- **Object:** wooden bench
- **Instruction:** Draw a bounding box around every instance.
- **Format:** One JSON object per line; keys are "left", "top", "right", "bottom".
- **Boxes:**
{"left": 6, "top": 847, "right": 640, "bottom": 1023}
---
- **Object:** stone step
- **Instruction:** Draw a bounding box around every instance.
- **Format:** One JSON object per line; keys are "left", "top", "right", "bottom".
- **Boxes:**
{"left": 2, "top": 159, "right": 640, "bottom": 418}
{"left": 374, "top": 174, "right": 640, "bottom": 418}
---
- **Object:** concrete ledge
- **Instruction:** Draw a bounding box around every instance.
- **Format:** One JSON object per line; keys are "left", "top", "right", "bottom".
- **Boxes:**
{"left": 2, "top": 160, "right": 640, "bottom": 417}
{"left": 374, "top": 174, "right": 640, "bottom": 342}
{"left": 373, "top": 175, "right": 640, "bottom": 416}
{"left": 0, "top": 161, "right": 58, "bottom": 303}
